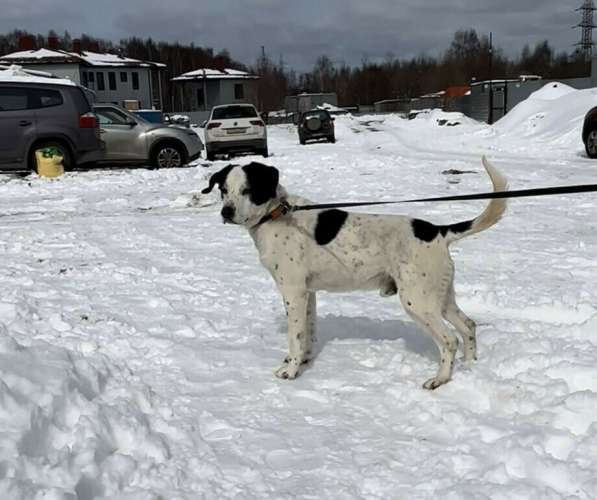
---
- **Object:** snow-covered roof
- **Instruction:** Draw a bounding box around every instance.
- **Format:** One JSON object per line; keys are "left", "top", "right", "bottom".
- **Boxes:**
{"left": 0, "top": 64, "right": 77, "bottom": 86}
{"left": 0, "top": 48, "right": 165, "bottom": 68}
{"left": 172, "top": 68, "right": 259, "bottom": 81}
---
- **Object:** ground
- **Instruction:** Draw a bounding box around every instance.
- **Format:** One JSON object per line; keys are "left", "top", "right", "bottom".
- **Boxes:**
{"left": 1, "top": 85, "right": 597, "bottom": 499}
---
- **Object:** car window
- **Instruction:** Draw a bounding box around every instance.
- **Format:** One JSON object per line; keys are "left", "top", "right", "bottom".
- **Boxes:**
{"left": 95, "top": 107, "right": 130, "bottom": 125}
{"left": 304, "top": 111, "right": 330, "bottom": 120}
{"left": 0, "top": 87, "right": 28, "bottom": 111}
{"left": 30, "top": 88, "right": 63, "bottom": 109}
{"left": 212, "top": 106, "right": 258, "bottom": 120}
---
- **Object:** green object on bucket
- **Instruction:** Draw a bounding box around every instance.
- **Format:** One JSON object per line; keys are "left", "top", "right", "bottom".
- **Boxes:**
{"left": 41, "top": 147, "right": 61, "bottom": 158}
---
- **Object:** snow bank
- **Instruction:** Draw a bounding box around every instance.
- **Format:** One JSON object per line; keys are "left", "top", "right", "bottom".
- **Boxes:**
{"left": 493, "top": 82, "right": 597, "bottom": 148}
{"left": 0, "top": 319, "right": 171, "bottom": 498}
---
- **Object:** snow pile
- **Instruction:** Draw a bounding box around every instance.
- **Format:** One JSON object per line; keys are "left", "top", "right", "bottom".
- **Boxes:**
{"left": 0, "top": 64, "right": 76, "bottom": 86}
{"left": 409, "top": 108, "right": 476, "bottom": 127}
{"left": 0, "top": 320, "right": 173, "bottom": 498}
{"left": 493, "top": 82, "right": 597, "bottom": 147}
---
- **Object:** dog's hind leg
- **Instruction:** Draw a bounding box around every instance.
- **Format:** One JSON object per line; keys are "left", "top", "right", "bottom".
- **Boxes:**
{"left": 275, "top": 288, "right": 310, "bottom": 379}
{"left": 398, "top": 279, "right": 458, "bottom": 390}
{"left": 442, "top": 288, "right": 477, "bottom": 362}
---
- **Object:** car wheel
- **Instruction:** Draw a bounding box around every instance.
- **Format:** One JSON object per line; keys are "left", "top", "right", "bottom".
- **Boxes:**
{"left": 31, "top": 141, "right": 73, "bottom": 173}
{"left": 586, "top": 129, "right": 597, "bottom": 158}
{"left": 260, "top": 148, "right": 269, "bottom": 158}
{"left": 328, "top": 135, "right": 336, "bottom": 143}
{"left": 152, "top": 143, "right": 185, "bottom": 168}
{"left": 206, "top": 150, "right": 216, "bottom": 161}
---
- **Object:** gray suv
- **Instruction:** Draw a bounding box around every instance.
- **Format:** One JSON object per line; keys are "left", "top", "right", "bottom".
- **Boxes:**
{"left": 94, "top": 104, "right": 203, "bottom": 168}
{"left": 0, "top": 81, "right": 102, "bottom": 172}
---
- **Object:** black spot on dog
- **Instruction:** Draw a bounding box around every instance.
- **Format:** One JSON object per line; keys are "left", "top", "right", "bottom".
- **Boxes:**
{"left": 447, "top": 220, "right": 473, "bottom": 234}
{"left": 242, "top": 162, "right": 279, "bottom": 205}
{"left": 315, "top": 209, "right": 348, "bottom": 245}
{"left": 411, "top": 219, "right": 439, "bottom": 242}
{"left": 202, "top": 164, "right": 235, "bottom": 194}
{"left": 411, "top": 218, "right": 473, "bottom": 242}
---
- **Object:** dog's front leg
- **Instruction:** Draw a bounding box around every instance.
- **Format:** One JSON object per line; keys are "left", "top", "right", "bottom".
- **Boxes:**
{"left": 275, "top": 288, "right": 309, "bottom": 380}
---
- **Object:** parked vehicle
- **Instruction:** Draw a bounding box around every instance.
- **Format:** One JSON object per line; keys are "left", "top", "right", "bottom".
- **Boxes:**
{"left": 203, "top": 104, "right": 267, "bottom": 161}
{"left": 94, "top": 104, "right": 203, "bottom": 168}
{"left": 0, "top": 78, "right": 102, "bottom": 173}
{"left": 298, "top": 109, "right": 335, "bottom": 144}
{"left": 582, "top": 106, "right": 597, "bottom": 158}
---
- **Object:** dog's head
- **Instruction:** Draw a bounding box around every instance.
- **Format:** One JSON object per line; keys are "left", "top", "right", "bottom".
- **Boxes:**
{"left": 202, "top": 162, "right": 280, "bottom": 227}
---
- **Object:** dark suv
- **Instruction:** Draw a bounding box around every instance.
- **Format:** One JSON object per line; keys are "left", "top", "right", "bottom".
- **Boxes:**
{"left": 582, "top": 106, "right": 597, "bottom": 158}
{"left": 298, "top": 109, "right": 335, "bottom": 144}
{"left": 0, "top": 80, "right": 102, "bottom": 172}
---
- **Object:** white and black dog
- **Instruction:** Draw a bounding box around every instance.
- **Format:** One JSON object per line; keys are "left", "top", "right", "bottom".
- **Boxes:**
{"left": 202, "top": 158, "right": 507, "bottom": 389}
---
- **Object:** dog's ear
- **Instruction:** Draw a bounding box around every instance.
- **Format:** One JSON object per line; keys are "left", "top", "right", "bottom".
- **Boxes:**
{"left": 243, "top": 162, "right": 279, "bottom": 205}
{"left": 202, "top": 165, "right": 235, "bottom": 194}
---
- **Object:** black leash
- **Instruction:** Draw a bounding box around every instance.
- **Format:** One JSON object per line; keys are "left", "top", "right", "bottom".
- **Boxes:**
{"left": 291, "top": 183, "right": 597, "bottom": 211}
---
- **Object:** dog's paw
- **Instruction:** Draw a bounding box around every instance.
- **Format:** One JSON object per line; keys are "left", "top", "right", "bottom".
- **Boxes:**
{"left": 274, "top": 358, "right": 302, "bottom": 380}
{"left": 422, "top": 377, "right": 449, "bottom": 390}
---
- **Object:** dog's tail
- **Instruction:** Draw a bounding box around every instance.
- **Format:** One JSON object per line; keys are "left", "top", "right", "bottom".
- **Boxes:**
{"left": 444, "top": 156, "right": 508, "bottom": 245}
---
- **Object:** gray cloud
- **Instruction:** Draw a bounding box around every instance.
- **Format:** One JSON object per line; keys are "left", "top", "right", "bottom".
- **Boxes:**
{"left": 0, "top": 1, "right": 582, "bottom": 70}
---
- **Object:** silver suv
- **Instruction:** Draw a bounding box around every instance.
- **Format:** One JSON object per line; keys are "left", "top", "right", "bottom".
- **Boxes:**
{"left": 0, "top": 79, "right": 102, "bottom": 172}
{"left": 94, "top": 104, "right": 203, "bottom": 168}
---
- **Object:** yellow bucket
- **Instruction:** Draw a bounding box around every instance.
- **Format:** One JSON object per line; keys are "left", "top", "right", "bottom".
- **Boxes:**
{"left": 35, "top": 147, "right": 65, "bottom": 178}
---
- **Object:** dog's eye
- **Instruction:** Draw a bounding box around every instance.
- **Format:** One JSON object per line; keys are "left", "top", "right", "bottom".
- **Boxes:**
{"left": 241, "top": 188, "right": 250, "bottom": 195}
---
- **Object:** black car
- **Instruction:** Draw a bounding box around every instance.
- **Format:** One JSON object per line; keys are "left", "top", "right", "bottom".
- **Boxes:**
{"left": 298, "top": 109, "right": 335, "bottom": 144}
{"left": 582, "top": 106, "right": 597, "bottom": 158}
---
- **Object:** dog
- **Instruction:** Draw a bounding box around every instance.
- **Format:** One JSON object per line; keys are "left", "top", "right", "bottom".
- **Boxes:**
{"left": 202, "top": 157, "right": 507, "bottom": 389}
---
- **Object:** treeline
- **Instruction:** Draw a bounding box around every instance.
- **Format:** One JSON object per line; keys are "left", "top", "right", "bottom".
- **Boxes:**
{"left": 0, "top": 29, "right": 590, "bottom": 111}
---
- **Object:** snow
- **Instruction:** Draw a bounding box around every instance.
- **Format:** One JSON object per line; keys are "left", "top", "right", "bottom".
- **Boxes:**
{"left": 172, "top": 68, "right": 258, "bottom": 81}
{"left": 0, "top": 64, "right": 76, "bottom": 86}
{"left": 0, "top": 48, "right": 165, "bottom": 68}
{"left": 2, "top": 86, "right": 597, "bottom": 498}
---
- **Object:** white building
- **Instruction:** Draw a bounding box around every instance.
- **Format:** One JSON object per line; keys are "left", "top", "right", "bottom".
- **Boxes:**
{"left": 0, "top": 48, "right": 165, "bottom": 109}
{"left": 171, "top": 68, "right": 259, "bottom": 121}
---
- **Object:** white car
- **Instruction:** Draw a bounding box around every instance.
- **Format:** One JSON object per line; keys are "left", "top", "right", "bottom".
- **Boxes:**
{"left": 204, "top": 104, "right": 268, "bottom": 160}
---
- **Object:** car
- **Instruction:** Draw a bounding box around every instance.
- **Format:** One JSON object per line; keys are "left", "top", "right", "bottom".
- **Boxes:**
{"left": 298, "top": 109, "right": 335, "bottom": 145}
{"left": 0, "top": 72, "right": 102, "bottom": 173}
{"left": 204, "top": 104, "right": 267, "bottom": 161}
{"left": 94, "top": 104, "right": 203, "bottom": 168}
{"left": 582, "top": 106, "right": 597, "bottom": 158}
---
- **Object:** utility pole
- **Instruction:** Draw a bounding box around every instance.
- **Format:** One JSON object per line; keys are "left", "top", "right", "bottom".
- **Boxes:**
{"left": 575, "top": 1, "right": 596, "bottom": 61}
{"left": 488, "top": 32, "right": 494, "bottom": 125}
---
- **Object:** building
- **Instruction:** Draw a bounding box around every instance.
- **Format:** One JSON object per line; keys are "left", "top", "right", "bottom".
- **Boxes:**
{"left": 171, "top": 68, "right": 260, "bottom": 122}
{"left": 284, "top": 93, "right": 339, "bottom": 115}
{"left": 0, "top": 44, "right": 165, "bottom": 109}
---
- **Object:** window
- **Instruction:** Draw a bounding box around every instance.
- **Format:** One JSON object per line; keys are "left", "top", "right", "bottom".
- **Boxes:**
{"left": 234, "top": 83, "right": 244, "bottom": 100}
{"left": 88, "top": 72, "right": 95, "bottom": 83}
{"left": 197, "top": 88, "right": 205, "bottom": 108}
{"left": 96, "top": 72, "right": 105, "bottom": 91}
{"left": 108, "top": 72, "right": 116, "bottom": 91}
{"left": 81, "top": 72, "right": 88, "bottom": 87}
{"left": 30, "top": 88, "right": 63, "bottom": 108}
{"left": 132, "top": 72, "right": 139, "bottom": 90}
{"left": 95, "top": 107, "right": 131, "bottom": 125}
{"left": 0, "top": 87, "right": 28, "bottom": 111}
{"left": 212, "top": 105, "right": 257, "bottom": 120}
{"left": 120, "top": 72, "right": 127, "bottom": 83}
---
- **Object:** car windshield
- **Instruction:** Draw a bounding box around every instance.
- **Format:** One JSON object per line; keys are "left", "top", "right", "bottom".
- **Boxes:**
{"left": 304, "top": 111, "right": 330, "bottom": 120}
{"left": 212, "top": 106, "right": 257, "bottom": 120}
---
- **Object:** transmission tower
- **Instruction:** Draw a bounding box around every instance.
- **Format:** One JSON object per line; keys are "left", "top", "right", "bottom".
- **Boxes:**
{"left": 576, "top": 0, "right": 597, "bottom": 60}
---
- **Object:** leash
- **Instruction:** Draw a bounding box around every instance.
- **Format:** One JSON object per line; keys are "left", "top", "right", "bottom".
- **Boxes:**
{"left": 291, "top": 183, "right": 597, "bottom": 211}
{"left": 257, "top": 182, "right": 597, "bottom": 225}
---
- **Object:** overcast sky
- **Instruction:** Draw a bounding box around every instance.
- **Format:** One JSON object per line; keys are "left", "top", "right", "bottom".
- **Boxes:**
{"left": 1, "top": 0, "right": 581, "bottom": 70}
